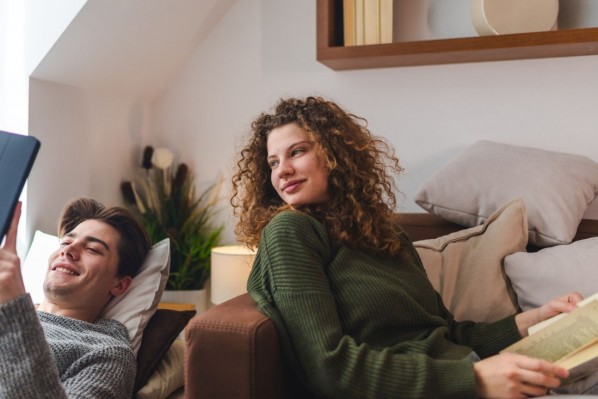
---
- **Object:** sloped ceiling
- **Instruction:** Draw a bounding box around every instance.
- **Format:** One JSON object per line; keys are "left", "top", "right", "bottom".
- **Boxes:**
{"left": 31, "top": 0, "right": 235, "bottom": 98}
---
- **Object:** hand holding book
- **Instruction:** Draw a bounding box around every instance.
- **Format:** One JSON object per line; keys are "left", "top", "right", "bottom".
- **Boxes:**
{"left": 503, "top": 292, "right": 598, "bottom": 383}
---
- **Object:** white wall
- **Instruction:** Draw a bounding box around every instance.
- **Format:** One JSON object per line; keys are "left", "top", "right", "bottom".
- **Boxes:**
{"left": 28, "top": 78, "right": 152, "bottom": 235}
{"left": 24, "top": 0, "right": 86, "bottom": 75}
{"left": 23, "top": 0, "right": 233, "bottom": 241}
{"left": 1, "top": 0, "right": 84, "bottom": 250}
{"left": 22, "top": 0, "right": 598, "bottom": 243}
{"left": 152, "top": 0, "right": 598, "bottom": 244}
{"left": 0, "top": 0, "right": 27, "bottom": 134}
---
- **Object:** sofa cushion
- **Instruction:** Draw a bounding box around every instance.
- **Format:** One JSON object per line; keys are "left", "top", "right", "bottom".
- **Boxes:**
{"left": 414, "top": 199, "right": 528, "bottom": 322}
{"left": 505, "top": 237, "right": 598, "bottom": 311}
{"left": 135, "top": 309, "right": 195, "bottom": 393}
{"left": 136, "top": 339, "right": 186, "bottom": 399}
{"left": 414, "top": 140, "right": 598, "bottom": 247}
{"left": 102, "top": 238, "right": 170, "bottom": 354}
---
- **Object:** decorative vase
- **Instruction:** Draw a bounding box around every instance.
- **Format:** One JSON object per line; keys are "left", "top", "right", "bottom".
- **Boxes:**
{"left": 161, "top": 282, "right": 210, "bottom": 313}
{"left": 471, "top": 0, "right": 559, "bottom": 36}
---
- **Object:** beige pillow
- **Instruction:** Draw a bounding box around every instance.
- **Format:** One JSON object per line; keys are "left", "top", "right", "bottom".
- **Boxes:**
{"left": 414, "top": 199, "right": 528, "bottom": 322}
{"left": 504, "top": 237, "right": 598, "bottom": 311}
{"left": 136, "top": 339, "right": 185, "bottom": 399}
{"left": 414, "top": 140, "right": 598, "bottom": 247}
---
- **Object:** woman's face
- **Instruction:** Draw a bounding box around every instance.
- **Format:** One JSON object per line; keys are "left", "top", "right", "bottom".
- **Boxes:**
{"left": 266, "top": 123, "right": 329, "bottom": 206}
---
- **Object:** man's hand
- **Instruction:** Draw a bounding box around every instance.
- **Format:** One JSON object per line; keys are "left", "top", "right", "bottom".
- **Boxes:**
{"left": 0, "top": 202, "right": 26, "bottom": 303}
{"left": 474, "top": 352, "right": 568, "bottom": 398}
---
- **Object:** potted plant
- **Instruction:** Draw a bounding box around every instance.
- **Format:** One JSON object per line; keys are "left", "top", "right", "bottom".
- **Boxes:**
{"left": 121, "top": 146, "right": 223, "bottom": 311}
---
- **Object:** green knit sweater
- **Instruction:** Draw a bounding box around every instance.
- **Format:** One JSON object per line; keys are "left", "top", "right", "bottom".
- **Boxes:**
{"left": 247, "top": 211, "right": 522, "bottom": 399}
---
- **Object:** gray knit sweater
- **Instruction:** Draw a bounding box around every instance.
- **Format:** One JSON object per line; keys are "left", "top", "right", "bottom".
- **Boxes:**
{"left": 0, "top": 294, "right": 136, "bottom": 399}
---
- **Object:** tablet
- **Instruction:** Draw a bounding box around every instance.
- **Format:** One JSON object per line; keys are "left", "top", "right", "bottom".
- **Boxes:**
{"left": 0, "top": 131, "right": 41, "bottom": 240}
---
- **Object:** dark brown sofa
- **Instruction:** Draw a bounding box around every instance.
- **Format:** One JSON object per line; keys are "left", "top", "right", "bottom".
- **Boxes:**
{"left": 183, "top": 213, "right": 598, "bottom": 399}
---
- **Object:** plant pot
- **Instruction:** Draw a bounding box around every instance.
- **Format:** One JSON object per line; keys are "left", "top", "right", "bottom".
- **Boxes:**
{"left": 161, "top": 283, "right": 210, "bottom": 313}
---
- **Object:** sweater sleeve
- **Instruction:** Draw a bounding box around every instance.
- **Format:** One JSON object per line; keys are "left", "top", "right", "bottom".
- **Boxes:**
{"left": 248, "top": 211, "right": 479, "bottom": 399}
{"left": 446, "top": 309, "right": 521, "bottom": 359}
{"left": 0, "top": 294, "right": 67, "bottom": 399}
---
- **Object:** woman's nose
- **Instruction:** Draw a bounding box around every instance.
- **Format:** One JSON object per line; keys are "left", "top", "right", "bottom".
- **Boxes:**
{"left": 277, "top": 158, "right": 294, "bottom": 177}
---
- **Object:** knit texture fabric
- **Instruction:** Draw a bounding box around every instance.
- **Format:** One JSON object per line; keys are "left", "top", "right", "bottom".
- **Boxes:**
{"left": 0, "top": 294, "right": 136, "bottom": 399}
{"left": 247, "top": 211, "right": 522, "bottom": 399}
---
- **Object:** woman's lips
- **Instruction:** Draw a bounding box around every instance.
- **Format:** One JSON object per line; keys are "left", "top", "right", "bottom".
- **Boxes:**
{"left": 282, "top": 180, "right": 303, "bottom": 193}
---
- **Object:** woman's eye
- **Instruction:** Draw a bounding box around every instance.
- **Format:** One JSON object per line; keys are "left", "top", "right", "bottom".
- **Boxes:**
{"left": 291, "top": 148, "right": 304, "bottom": 157}
{"left": 269, "top": 160, "right": 279, "bottom": 168}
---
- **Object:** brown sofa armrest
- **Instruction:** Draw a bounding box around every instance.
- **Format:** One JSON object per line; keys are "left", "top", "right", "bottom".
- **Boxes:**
{"left": 184, "top": 293, "right": 283, "bottom": 399}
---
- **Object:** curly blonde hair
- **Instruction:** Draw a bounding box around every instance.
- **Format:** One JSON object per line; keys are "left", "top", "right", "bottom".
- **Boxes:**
{"left": 231, "top": 96, "right": 404, "bottom": 256}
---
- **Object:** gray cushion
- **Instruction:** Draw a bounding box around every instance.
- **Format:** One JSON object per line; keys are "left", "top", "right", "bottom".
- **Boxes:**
{"left": 505, "top": 237, "right": 598, "bottom": 311}
{"left": 414, "top": 140, "right": 598, "bottom": 247}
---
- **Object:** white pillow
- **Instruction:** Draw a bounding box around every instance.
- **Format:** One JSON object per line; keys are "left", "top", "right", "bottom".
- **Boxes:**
{"left": 414, "top": 140, "right": 598, "bottom": 247}
{"left": 23, "top": 230, "right": 170, "bottom": 354}
{"left": 504, "top": 237, "right": 598, "bottom": 311}
{"left": 22, "top": 230, "right": 58, "bottom": 304}
{"left": 103, "top": 238, "right": 170, "bottom": 353}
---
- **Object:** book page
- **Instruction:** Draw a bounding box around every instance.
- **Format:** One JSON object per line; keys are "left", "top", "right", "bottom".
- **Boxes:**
{"left": 503, "top": 300, "right": 598, "bottom": 365}
{"left": 528, "top": 292, "right": 598, "bottom": 335}
{"left": 560, "top": 343, "right": 598, "bottom": 383}
{"left": 559, "top": 340, "right": 598, "bottom": 369}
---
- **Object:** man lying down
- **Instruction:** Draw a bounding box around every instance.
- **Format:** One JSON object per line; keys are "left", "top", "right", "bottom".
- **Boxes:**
{"left": 0, "top": 198, "right": 151, "bottom": 398}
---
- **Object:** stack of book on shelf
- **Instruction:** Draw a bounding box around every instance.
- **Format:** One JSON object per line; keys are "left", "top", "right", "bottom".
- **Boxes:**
{"left": 343, "top": 0, "right": 393, "bottom": 46}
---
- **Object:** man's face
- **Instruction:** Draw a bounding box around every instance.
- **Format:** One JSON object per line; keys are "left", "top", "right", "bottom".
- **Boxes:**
{"left": 44, "top": 219, "right": 125, "bottom": 309}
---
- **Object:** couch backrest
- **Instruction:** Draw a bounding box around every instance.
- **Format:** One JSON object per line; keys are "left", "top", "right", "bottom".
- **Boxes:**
{"left": 397, "top": 213, "right": 598, "bottom": 248}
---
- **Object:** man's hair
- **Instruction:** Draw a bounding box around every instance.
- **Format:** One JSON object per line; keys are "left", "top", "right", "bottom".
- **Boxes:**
{"left": 231, "top": 96, "right": 405, "bottom": 256}
{"left": 57, "top": 198, "right": 151, "bottom": 277}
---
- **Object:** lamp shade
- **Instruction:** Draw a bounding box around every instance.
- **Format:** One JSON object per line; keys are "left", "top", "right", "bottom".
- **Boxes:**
{"left": 210, "top": 245, "right": 256, "bottom": 305}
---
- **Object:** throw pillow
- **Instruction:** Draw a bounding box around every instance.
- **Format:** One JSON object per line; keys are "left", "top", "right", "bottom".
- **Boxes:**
{"left": 103, "top": 238, "right": 170, "bottom": 354}
{"left": 136, "top": 339, "right": 186, "bottom": 399}
{"left": 413, "top": 198, "right": 528, "bottom": 322}
{"left": 22, "top": 230, "right": 58, "bottom": 304}
{"left": 504, "top": 237, "right": 598, "bottom": 311}
{"left": 134, "top": 308, "right": 196, "bottom": 393}
{"left": 23, "top": 230, "right": 170, "bottom": 354}
{"left": 414, "top": 140, "right": 598, "bottom": 247}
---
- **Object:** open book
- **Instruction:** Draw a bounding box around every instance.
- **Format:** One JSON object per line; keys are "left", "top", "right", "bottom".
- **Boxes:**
{"left": 501, "top": 292, "right": 598, "bottom": 383}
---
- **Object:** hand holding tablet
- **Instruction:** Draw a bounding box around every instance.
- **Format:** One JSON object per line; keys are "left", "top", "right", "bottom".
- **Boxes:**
{"left": 0, "top": 130, "right": 40, "bottom": 241}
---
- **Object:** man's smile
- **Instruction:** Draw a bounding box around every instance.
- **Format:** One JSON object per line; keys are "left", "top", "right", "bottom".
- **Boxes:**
{"left": 51, "top": 263, "right": 80, "bottom": 276}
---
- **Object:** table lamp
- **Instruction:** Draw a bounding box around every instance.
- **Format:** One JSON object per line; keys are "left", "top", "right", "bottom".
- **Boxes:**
{"left": 210, "top": 245, "right": 256, "bottom": 305}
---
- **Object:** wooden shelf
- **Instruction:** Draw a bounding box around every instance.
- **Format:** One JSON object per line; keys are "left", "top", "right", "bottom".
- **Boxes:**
{"left": 316, "top": 0, "right": 598, "bottom": 70}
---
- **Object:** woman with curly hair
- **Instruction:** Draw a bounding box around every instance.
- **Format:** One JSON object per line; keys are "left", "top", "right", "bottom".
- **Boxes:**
{"left": 231, "top": 96, "right": 583, "bottom": 398}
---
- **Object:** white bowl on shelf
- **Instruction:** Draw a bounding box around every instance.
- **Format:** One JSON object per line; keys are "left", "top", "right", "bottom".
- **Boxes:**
{"left": 471, "top": 0, "right": 559, "bottom": 36}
